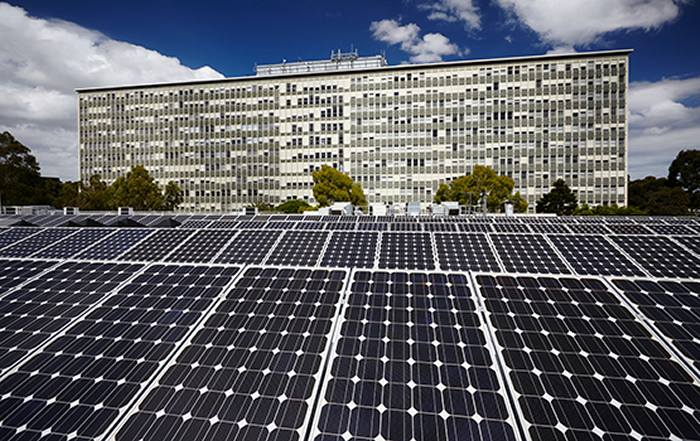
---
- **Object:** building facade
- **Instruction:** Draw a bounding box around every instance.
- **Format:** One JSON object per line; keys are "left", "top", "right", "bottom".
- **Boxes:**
{"left": 77, "top": 49, "right": 630, "bottom": 212}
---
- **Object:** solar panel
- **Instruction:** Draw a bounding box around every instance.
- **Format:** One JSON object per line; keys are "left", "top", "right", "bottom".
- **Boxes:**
{"left": 457, "top": 223, "right": 493, "bottom": 233}
{"left": 607, "top": 224, "right": 653, "bottom": 235}
{"left": 672, "top": 236, "right": 700, "bottom": 255}
{"left": 180, "top": 220, "right": 213, "bottom": 229}
{"left": 356, "top": 222, "right": 388, "bottom": 232}
{"left": 119, "top": 230, "right": 195, "bottom": 261}
{"left": 612, "top": 278, "right": 700, "bottom": 371}
{"left": 492, "top": 223, "right": 532, "bottom": 233}
{"left": 266, "top": 231, "right": 328, "bottom": 266}
{"left": 31, "top": 228, "right": 115, "bottom": 259}
{"left": 0, "top": 228, "right": 43, "bottom": 250}
{"left": 490, "top": 234, "right": 571, "bottom": 274}
{"left": 647, "top": 224, "right": 696, "bottom": 235}
{"left": 0, "top": 229, "right": 77, "bottom": 258}
{"left": 115, "top": 266, "right": 346, "bottom": 441}
{"left": 391, "top": 222, "right": 423, "bottom": 232}
{"left": 421, "top": 222, "right": 456, "bottom": 232}
{"left": 207, "top": 220, "right": 239, "bottom": 229}
{"left": 529, "top": 224, "right": 571, "bottom": 234}
{"left": 0, "top": 259, "right": 55, "bottom": 294}
{"left": 215, "top": 230, "right": 282, "bottom": 264}
{"left": 0, "top": 263, "right": 239, "bottom": 441}
{"left": 74, "top": 229, "right": 154, "bottom": 260}
{"left": 0, "top": 262, "right": 142, "bottom": 373}
{"left": 611, "top": 236, "right": 700, "bottom": 278}
{"left": 166, "top": 230, "right": 235, "bottom": 263}
{"left": 378, "top": 233, "right": 435, "bottom": 270}
{"left": 434, "top": 233, "right": 501, "bottom": 272}
{"left": 475, "top": 274, "right": 700, "bottom": 441}
{"left": 566, "top": 224, "right": 613, "bottom": 235}
{"left": 547, "top": 234, "right": 646, "bottom": 276}
{"left": 311, "top": 270, "right": 519, "bottom": 441}
{"left": 321, "top": 231, "right": 378, "bottom": 268}
{"left": 325, "top": 222, "right": 357, "bottom": 231}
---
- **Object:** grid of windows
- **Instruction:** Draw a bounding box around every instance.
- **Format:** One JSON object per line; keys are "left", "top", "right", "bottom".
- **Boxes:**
{"left": 78, "top": 50, "right": 629, "bottom": 212}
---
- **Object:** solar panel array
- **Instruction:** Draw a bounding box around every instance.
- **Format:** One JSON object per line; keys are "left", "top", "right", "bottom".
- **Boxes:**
{"left": 0, "top": 212, "right": 698, "bottom": 441}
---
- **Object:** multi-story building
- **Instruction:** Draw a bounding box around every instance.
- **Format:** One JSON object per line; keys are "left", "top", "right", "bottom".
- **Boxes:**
{"left": 77, "top": 49, "right": 631, "bottom": 212}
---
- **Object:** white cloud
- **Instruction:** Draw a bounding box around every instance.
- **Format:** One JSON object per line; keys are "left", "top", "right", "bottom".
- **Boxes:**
{"left": 370, "top": 19, "right": 463, "bottom": 63}
{"left": 420, "top": 0, "right": 481, "bottom": 30}
{"left": 495, "top": 0, "right": 684, "bottom": 48}
{"left": 0, "top": 2, "right": 223, "bottom": 180}
{"left": 629, "top": 76, "right": 700, "bottom": 178}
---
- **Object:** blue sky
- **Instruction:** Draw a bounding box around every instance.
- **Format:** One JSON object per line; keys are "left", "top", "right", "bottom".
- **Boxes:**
{"left": 1, "top": 0, "right": 699, "bottom": 180}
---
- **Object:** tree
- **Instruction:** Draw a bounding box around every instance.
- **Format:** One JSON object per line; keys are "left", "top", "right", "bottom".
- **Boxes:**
{"left": 433, "top": 165, "right": 527, "bottom": 212}
{"left": 629, "top": 176, "right": 689, "bottom": 215}
{"left": 574, "top": 204, "right": 647, "bottom": 216}
{"left": 536, "top": 179, "right": 577, "bottom": 215}
{"left": 312, "top": 165, "right": 367, "bottom": 207}
{"left": 276, "top": 199, "right": 312, "bottom": 214}
{"left": 110, "top": 165, "right": 166, "bottom": 210}
{"left": 0, "top": 131, "right": 42, "bottom": 206}
{"left": 163, "top": 181, "right": 184, "bottom": 211}
{"left": 668, "top": 150, "right": 699, "bottom": 208}
{"left": 80, "top": 175, "right": 112, "bottom": 210}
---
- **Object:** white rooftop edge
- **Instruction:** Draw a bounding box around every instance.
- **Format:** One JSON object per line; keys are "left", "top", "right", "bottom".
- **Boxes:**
{"left": 75, "top": 48, "right": 634, "bottom": 93}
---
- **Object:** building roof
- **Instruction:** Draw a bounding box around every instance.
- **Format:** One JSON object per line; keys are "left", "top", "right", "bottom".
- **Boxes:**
{"left": 75, "top": 48, "right": 633, "bottom": 93}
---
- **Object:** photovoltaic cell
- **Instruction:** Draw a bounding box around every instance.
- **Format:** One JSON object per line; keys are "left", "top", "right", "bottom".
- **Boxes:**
{"left": 434, "top": 233, "right": 501, "bottom": 272}
{"left": 607, "top": 224, "right": 653, "bottom": 235}
{"left": 613, "top": 278, "right": 700, "bottom": 371}
{"left": 0, "top": 228, "right": 43, "bottom": 250}
{"left": 547, "top": 234, "right": 645, "bottom": 276}
{"left": 490, "top": 234, "right": 571, "bottom": 274}
{"left": 321, "top": 231, "right": 378, "bottom": 268}
{"left": 611, "top": 236, "right": 700, "bottom": 278}
{"left": 119, "top": 230, "right": 195, "bottom": 261}
{"left": 312, "top": 270, "right": 518, "bottom": 441}
{"left": 492, "top": 223, "right": 532, "bottom": 233}
{"left": 215, "top": 230, "right": 281, "bottom": 264}
{"left": 166, "top": 230, "right": 235, "bottom": 263}
{"left": 0, "top": 229, "right": 77, "bottom": 258}
{"left": 378, "top": 233, "right": 435, "bottom": 270}
{"left": 672, "top": 236, "right": 700, "bottom": 255}
{"left": 528, "top": 224, "right": 571, "bottom": 234}
{"left": 457, "top": 223, "right": 493, "bottom": 233}
{"left": 0, "top": 259, "right": 55, "bottom": 294}
{"left": 647, "top": 224, "right": 696, "bottom": 235}
{"left": 566, "top": 224, "right": 612, "bottom": 235}
{"left": 116, "top": 267, "right": 346, "bottom": 441}
{"left": 0, "top": 264, "right": 239, "bottom": 441}
{"left": 266, "top": 231, "right": 328, "bottom": 266}
{"left": 0, "top": 262, "right": 142, "bottom": 373}
{"left": 74, "top": 229, "right": 154, "bottom": 260}
{"left": 476, "top": 274, "right": 700, "bottom": 441}
{"left": 31, "top": 228, "right": 115, "bottom": 259}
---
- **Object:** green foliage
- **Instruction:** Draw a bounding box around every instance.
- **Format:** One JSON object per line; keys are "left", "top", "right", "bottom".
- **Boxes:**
{"left": 163, "top": 181, "right": 184, "bottom": 211}
{"left": 109, "top": 166, "right": 167, "bottom": 210}
{"left": 573, "top": 204, "right": 647, "bottom": 216}
{"left": 434, "top": 165, "right": 527, "bottom": 213}
{"left": 0, "top": 131, "right": 42, "bottom": 206}
{"left": 668, "top": 149, "right": 699, "bottom": 208}
{"left": 312, "top": 165, "right": 367, "bottom": 207}
{"left": 536, "top": 179, "right": 578, "bottom": 215}
{"left": 249, "top": 202, "right": 275, "bottom": 212}
{"left": 276, "top": 199, "right": 312, "bottom": 214}
{"left": 81, "top": 175, "right": 112, "bottom": 210}
{"left": 628, "top": 176, "right": 689, "bottom": 215}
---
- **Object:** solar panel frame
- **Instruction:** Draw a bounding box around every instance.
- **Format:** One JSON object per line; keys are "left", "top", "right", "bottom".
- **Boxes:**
{"left": 0, "top": 262, "right": 241, "bottom": 441}
{"left": 472, "top": 272, "right": 700, "bottom": 441}
{"left": 610, "top": 235, "right": 700, "bottom": 279}
{"left": 309, "top": 268, "right": 523, "bottom": 441}
{"left": 0, "top": 228, "right": 79, "bottom": 258}
{"left": 112, "top": 265, "right": 349, "bottom": 441}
